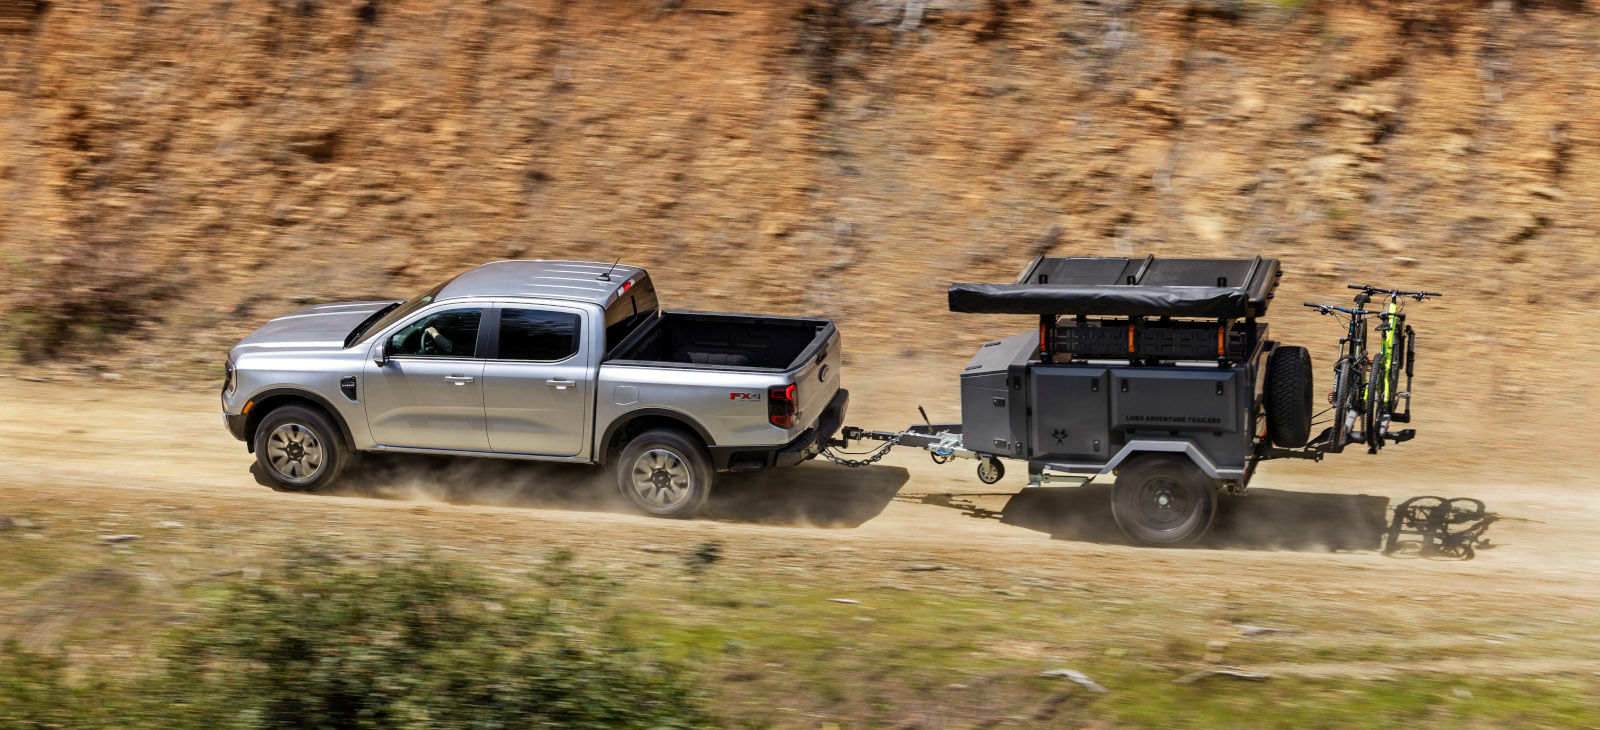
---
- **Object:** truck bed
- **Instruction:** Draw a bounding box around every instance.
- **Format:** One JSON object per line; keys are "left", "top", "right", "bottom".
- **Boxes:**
{"left": 607, "top": 311, "right": 832, "bottom": 371}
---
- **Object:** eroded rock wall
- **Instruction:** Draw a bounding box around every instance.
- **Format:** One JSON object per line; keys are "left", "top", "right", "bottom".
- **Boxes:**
{"left": 1, "top": 0, "right": 1596, "bottom": 430}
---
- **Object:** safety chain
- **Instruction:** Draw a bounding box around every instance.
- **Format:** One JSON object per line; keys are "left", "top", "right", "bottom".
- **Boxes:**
{"left": 819, "top": 433, "right": 905, "bottom": 468}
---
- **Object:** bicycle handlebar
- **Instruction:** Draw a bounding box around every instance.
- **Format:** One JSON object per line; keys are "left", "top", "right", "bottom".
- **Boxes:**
{"left": 1347, "top": 284, "right": 1443, "bottom": 299}
{"left": 1304, "top": 302, "right": 1378, "bottom": 315}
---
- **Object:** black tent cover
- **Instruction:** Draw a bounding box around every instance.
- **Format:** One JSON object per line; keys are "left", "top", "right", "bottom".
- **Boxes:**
{"left": 948, "top": 283, "right": 1251, "bottom": 318}
{"left": 948, "top": 255, "right": 1281, "bottom": 318}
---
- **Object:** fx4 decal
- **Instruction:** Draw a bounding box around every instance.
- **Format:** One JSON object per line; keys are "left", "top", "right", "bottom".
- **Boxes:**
{"left": 729, "top": 392, "right": 762, "bottom": 401}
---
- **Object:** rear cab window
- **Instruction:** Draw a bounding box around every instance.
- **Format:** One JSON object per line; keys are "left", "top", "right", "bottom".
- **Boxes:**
{"left": 604, "top": 275, "right": 660, "bottom": 355}
{"left": 498, "top": 309, "right": 580, "bottom": 361}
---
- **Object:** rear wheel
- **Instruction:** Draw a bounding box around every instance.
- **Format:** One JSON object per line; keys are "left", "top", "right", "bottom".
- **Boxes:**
{"left": 1265, "top": 345, "right": 1314, "bottom": 448}
{"left": 616, "top": 429, "right": 713, "bottom": 518}
{"left": 253, "top": 405, "right": 347, "bottom": 492}
{"left": 1110, "top": 455, "right": 1218, "bottom": 546}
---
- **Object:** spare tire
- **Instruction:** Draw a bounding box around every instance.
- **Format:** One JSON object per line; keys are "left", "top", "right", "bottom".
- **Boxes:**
{"left": 1265, "top": 345, "right": 1314, "bottom": 448}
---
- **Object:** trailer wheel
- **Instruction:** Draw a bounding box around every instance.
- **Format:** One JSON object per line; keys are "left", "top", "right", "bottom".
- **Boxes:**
{"left": 1265, "top": 345, "right": 1314, "bottom": 448}
{"left": 1110, "top": 455, "right": 1217, "bottom": 546}
{"left": 976, "top": 457, "right": 1005, "bottom": 484}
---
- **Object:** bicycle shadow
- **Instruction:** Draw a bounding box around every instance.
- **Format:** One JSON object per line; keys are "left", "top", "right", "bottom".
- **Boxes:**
{"left": 254, "top": 457, "right": 906, "bottom": 528}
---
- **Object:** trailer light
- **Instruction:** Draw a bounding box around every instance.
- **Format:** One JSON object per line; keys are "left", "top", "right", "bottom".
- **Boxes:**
{"left": 768, "top": 384, "right": 797, "bottom": 429}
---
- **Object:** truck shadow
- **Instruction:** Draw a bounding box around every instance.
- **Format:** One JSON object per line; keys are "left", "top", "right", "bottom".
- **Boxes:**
{"left": 261, "top": 458, "right": 906, "bottom": 529}
{"left": 996, "top": 486, "right": 1394, "bottom": 552}
{"left": 709, "top": 463, "right": 908, "bottom": 527}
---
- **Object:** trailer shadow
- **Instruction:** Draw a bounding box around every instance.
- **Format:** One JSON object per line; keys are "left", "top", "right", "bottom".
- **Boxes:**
{"left": 259, "top": 457, "right": 907, "bottom": 529}
{"left": 997, "top": 486, "right": 1394, "bottom": 552}
{"left": 981, "top": 486, "right": 1498, "bottom": 556}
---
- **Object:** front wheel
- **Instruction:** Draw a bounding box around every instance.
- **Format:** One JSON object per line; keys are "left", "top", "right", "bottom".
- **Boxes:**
{"left": 615, "top": 429, "right": 713, "bottom": 518}
{"left": 1110, "top": 455, "right": 1218, "bottom": 546}
{"left": 1365, "top": 358, "right": 1385, "bottom": 454}
{"left": 1331, "top": 359, "right": 1356, "bottom": 448}
{"left": 253, "top": 405, "right": 348, "bottom": 492}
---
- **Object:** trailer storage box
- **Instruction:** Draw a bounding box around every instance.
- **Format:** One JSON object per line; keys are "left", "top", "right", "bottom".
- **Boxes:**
{"left": 1026, "top": 365, "right": 1110, "bottom": 462}
{"left": 959, "top": 332, "right": 1036, "bottom": 459}
{"left": 1107, "top": 365, "right": 1254, "bottom": 470}
{"left": 1015, "top": 363, "right": 1255, "bottom": 470}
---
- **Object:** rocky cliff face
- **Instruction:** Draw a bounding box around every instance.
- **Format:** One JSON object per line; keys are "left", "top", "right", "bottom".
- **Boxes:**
{"left": 1, "top": 0, "right": 1596, "bottom": 431}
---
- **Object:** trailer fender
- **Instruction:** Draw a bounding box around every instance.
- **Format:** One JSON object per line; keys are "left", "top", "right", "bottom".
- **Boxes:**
{"left": 1099, "top": 441, "right": 1244, "bottom": 481}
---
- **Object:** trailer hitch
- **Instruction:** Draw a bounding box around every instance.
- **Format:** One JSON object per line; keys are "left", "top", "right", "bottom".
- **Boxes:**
{"left": 1255, "top": 446, "right": 1325, "bottom": 462}
{"left": 823, "top": 423, "right": 978, "bottom": 469}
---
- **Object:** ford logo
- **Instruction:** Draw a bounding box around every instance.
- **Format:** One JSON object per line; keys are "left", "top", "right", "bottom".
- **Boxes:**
{"left": 818, "top": 364, "right": 831, "bottom": 382}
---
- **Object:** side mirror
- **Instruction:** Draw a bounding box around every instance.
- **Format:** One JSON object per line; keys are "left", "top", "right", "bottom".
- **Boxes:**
{"left": 373, "top": 341, "right": 388, "bottom": 367}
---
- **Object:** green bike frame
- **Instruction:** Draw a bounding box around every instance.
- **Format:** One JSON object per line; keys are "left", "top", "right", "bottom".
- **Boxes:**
{"left": 1377, "top": 298, "right": 1400, "bottom": 405}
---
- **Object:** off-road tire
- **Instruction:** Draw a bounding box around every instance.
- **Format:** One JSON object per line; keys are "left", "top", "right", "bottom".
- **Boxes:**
{"left": 1110, "top": 455, "right": 1218, "bottom": 546}
{"left": 615, "top": 428, "right": 713, "bottom": 518}
{"left": 1265, "top": 345, "right": 1314, "bottom": 448}
{"left": 253, "top": 405, "right": 347, "bottom": 492}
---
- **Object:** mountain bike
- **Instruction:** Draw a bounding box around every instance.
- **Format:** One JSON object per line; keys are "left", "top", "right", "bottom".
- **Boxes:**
{"left": 1347, "top": 284, "right": 1441, "bottom": 453}
{"left": 1302, "top": 298, "right": 1380, "bottom": 450}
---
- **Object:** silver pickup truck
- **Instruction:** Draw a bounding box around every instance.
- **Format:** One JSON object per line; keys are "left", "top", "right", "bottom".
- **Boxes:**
{"left": 221, "top": 260, "right": 847, "bottom": 517}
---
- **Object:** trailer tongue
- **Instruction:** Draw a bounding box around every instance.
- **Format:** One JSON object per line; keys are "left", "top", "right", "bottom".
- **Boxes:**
{"left": 828, "top": 255, "right": 1426, "bottom": 546}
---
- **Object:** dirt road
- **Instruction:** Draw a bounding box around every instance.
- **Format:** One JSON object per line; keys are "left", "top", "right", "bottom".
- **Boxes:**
{"left": 5, "top": 374, "right": 1597, "bottom": 614}
{"left": 6, "top": 372, "right": 1600, "bottom": 726}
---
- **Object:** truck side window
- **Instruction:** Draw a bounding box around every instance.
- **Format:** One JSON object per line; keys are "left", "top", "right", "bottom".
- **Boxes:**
{"left": 388, "top": 309, "right": 482, "bottom": 358}
{"left": 498, "top": 309, "right": 579, "bottom": 361}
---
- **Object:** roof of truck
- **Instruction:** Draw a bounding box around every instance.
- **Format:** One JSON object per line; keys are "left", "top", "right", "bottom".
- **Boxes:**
{"left": 949, "top": 255, "right": 1282, "bottom": 318}
{"left": 436, "top": 260, "right": 646, "bottom": 306}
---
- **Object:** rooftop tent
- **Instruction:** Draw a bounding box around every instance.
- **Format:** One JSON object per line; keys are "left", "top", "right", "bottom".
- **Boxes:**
{"left": 948, "top": 255, "right": 1282, "bottom": 319}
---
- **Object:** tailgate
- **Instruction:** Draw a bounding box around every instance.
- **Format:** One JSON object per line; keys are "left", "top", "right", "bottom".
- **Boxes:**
{"left": 789, "top": 325, "right": 842, "bottom": 430}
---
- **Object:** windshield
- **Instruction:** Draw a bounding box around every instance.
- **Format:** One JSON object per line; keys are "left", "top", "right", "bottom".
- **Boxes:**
{"left": 344, "top": 280, "right": 448, "bottom": 347}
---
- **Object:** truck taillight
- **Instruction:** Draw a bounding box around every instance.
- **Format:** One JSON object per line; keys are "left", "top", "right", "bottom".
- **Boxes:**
{"left": 769, "top": 384, "right": 796, "bottom": 428}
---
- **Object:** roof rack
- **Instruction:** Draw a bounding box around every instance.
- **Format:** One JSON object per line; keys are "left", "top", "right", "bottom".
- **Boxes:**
{"left": 949, "top": 255, "right": 1282, "bottom": 318}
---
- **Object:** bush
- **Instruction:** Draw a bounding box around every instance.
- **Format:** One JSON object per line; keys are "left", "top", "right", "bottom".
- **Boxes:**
{"left": 0, "top": 550, "right": 712, "bottom": 730}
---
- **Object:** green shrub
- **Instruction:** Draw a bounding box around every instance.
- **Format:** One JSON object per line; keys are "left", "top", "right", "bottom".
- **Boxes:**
{"left": 0, "top": 549, "right": 712, "bottom": 730}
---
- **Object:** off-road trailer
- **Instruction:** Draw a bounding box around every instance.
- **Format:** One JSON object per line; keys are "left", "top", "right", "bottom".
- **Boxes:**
{"left": 829, "top": 255, "right": 1394, "bottom": 546}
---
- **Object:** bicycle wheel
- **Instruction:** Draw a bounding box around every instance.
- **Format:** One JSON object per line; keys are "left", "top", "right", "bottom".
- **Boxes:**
{"left": 1365, "top": 357, "right": 1385, "bottom": 454}
{"left": 1331, "top": 358, "right": 1356, "bottom": 448}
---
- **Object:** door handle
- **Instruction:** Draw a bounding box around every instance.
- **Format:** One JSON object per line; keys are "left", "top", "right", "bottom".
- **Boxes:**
{"left": 546, "top": 378, "right": 575, "bottom": 390}
{"left": 444, "top": 375, "right": 475, "bottom": 385}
